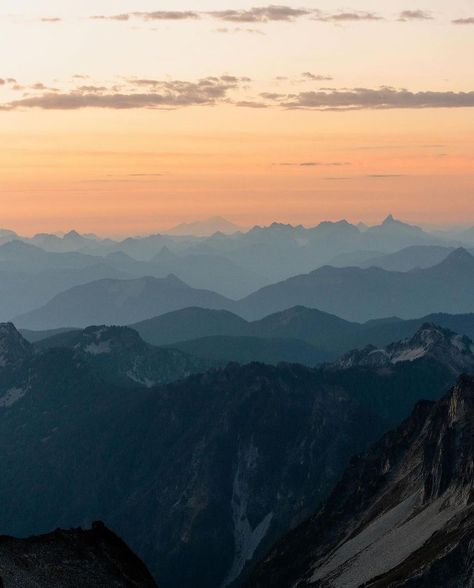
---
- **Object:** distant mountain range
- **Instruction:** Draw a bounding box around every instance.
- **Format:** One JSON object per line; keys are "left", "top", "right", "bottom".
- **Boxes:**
{"left": 247, "top": 374, "right": 474, "bottom": 588}
{"left": 0, "top": 322, "right": 471, "bottom": 587}
{"left": 15, "top": 274, "right": 234, "bottom": 329}
{"left": 1, "top": 217, "right": 473, "bottom": 322}
{"left": 0, "top": 239, "right": 266, "bottom": 321}
{"left": 0, "top": 522, "right": 158, "bottom": 587}
{"left": 237, "top": 248, "right": 474, "bottom": 321}
{"left": 164, "top": 216, "right": 242, "bottom": 236}
{"left": 14, "top": 248, "right": 474, "bottom": 329}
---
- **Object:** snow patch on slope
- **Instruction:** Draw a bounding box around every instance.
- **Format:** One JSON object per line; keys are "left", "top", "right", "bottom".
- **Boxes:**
{"left": 0, "top": 387, "right": 28, "bottom": 407}
{"left": 84, "top": 341, "right": 111, "bottom": 355}
{"left": 222, "top": 443, "right": 273, "bottom": 587}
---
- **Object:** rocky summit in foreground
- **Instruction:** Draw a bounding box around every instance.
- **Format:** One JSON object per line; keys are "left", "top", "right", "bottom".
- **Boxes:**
{"left": 0, "top": 522, "right": 158, "bottom": 587}
{"left": 247, "top": 374, "right": 474, "bottom": 588}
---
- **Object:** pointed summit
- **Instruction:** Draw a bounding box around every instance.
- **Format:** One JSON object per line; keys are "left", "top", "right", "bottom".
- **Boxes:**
{"left": 382, "top": 213, "right": 395, "bottom": 224}
{"left": 64, "top": 230, "right": 82, "bottom": 239}
{"left": 442, "top": 246, "right": 473, "bottom": 265}
{"left": 432, "top": 247, "right": 474, "bottom": 274}
{"left": 153, "top": 245, "right": 178, "bottom": 264}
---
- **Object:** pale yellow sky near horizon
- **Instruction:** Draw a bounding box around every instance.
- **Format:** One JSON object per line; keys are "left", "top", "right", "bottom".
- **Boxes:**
{"left": 0, "top": 0, "right": 473, "bottom": 234}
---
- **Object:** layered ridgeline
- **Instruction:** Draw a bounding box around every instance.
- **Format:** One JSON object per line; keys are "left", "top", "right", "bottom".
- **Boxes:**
{"left": 0, "top": 522, "right": 158, "bottom": 587}
{"left": 2, "top": 215, "right": 473, "bottom": 322}
{"left": 0, "top": 323, "right": 473, "bottom": 587}
{"left": 0, "top": 323, "right": 214, "bottom": 402}
{"left": 14, "top": 249, "right": 474, "bottom": 329}
{"left": 15, "top": 274, "right": 234, "bottom": 329}
{"left": 247, "top": 374, "right": 474, "bottom": 588}
{"left": 237, "top": 248, "right": 474, "bottom": 321}
{"left": 0, "top": 238, "right": 266, "bottom": 321}
{"left": 128, "top": 307, "right": 474, "bottom": 366}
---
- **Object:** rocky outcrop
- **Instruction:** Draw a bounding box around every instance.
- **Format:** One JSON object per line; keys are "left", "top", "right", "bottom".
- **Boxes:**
{"left": 334, "top": 323, "right": 474, "bottom": 374}
{"left": 0, "top": 522, "right": 158, "bottom": 587}
{"left": 246, "top": 374, "right": 474, "bottom": 588}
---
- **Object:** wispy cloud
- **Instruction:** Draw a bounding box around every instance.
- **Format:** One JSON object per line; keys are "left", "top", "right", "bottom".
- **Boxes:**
{"left": 235, "top": 100, "right": 268, "bottom": 108}
{"left": 301, "top": 72, "right": 333, "bottom": 82}
{"left": 452, "top": 17, "right": 474, "bottom": 24}
{"left": 214, "top": 27, "right": 265, "bottom": 34}
{"left": 268, "top": 88, "right": 474, "bottom": 110}
{"left": 398, "top": 10, "right": 433, "bottom": 22}
{"left": 316, "top": 11, "right": 383, "bottom": 22}
{"left": 3, "top": 76, "right": 474, "bottom": 113}
{"left": 40, "top": 17, "right": 62, "bottom": 23}
{"left": 0, "top": 76, "right": 244, "bottom": 111}
{"left": 206, "top": 6, "right": 312, "bottom": 22}
{"left": 89, "top": 6, "right": 393, "bottom": 25}
{"left": 91, "top": 11, "right": 200, "bottom": 22}
{"left": 277, "top": 161, "right": 350, "bottom": 167}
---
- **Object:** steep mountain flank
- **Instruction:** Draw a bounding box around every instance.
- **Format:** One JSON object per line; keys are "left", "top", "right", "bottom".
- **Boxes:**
{"left": 246, "top": 375, "right": 474, "bottom": 588}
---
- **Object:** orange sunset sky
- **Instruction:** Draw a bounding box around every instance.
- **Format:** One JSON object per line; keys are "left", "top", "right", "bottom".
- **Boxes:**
{"left": 1, "top": 0, "right": 473, "bottom": 235}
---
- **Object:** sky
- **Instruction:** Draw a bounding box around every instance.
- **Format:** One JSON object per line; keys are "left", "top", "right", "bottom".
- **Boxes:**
{"left": 1, "top": 0, "right": 473, "bottom": 235}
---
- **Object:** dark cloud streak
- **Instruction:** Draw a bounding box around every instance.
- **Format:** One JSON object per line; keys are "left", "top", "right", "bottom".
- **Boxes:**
{"left": 452, "top": 17, "right": 474, "bottom": 24}
{"left": 274, "top": 88, "right": 474, "bottom": 110}
{"left": 398, "top": 10, "right": 433, "bottom": 21}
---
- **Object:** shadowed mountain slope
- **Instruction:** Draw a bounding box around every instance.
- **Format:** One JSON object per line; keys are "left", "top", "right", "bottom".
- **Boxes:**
{"left": 246, "top": 374, "right": 474, "bottom": 588}
{"left": 15, "top": 275, "right": 234, "bottom": 329}
{"left": 0, "top": 323, "right": 471, "bottom": 587}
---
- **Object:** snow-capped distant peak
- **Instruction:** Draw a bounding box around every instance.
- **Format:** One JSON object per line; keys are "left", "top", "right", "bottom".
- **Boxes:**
{"left": 334, "top": 323, "right": 474, "bottom": 372}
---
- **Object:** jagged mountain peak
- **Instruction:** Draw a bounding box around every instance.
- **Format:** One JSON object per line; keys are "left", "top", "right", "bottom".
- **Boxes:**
{"left": 371, "top": 214, "right": 424, "bottom": 233}
{"left": 63, "top": 229, "right": 83, "bottom": 240}
{"left": 0, "top": 322, "right": 33, "bottom": 367}
{"left": 153, "top": 245, "right": 178, "bottom": 263}
{"left": 334, "top": 323, "right": 474, "bottom": 372}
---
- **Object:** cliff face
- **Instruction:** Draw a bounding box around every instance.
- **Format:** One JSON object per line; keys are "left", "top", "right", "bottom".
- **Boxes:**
{"left": 246, "top": 374, "right": 474, "bottom": 588}
{"left": 0, "top": 522, "right": 158, "bottom": 588}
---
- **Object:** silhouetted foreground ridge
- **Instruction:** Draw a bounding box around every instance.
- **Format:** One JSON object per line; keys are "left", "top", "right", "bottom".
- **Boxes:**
{"left": 0, "top": 522, "right": 158, "bottom": 587}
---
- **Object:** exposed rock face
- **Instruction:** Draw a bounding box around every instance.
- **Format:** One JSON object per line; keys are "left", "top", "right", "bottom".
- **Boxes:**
{"left": 0, "top": 323, "right": 32, "bottom": 367}
{"left": 0, "top": 522, "right": 158, "bottom": 587}
{"left": 334, "top": 323, "right": 474, "bottom": 374}
{"left": 246, "top": 374, "right": 474, "bottom": 588}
